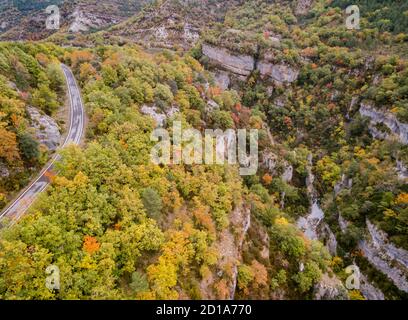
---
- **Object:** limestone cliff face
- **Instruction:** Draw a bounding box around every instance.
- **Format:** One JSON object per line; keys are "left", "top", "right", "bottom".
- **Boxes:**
{"left": 396, "top": 160, "right": 408, "bottom": 180}
{"left": 27, "top": 106, "right": 61, "bottom": 151}
{"left": 0, "top": 0, "right": 147, "bottom": 41}
{"left": 359, "top": 103, "right": 408, "bottom": 145}
{"left": 121, "top": 22, "right": 200, "bottom": 50}
{"left": 314, "top": 273, "right": 348, "bottom": 300}
{"left": 0, "top": 162, "right": 10, "bottom": 178}
{"left": 199, "top": 205, "right": 251, "bottom": 299}
{"left": 358, "top": 220, "right": 408, "bottom": 293}
{"left": 202, "top": 43, "right": 299, "bottom": 84}
{"left": 69, "top": 9, "right": 118, "bottom": 33}
{"left": 354, "top": 104, "right": 408, "bottom": 295}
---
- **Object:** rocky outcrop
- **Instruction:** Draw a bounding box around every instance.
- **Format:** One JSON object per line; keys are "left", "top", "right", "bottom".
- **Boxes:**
{"left": 229, "top": 206, "right": 251, "bottom": 299}
{"left": 314, "top": 273, "right": 348, "bottom": 300}
{"left": 27, "top": 107, "right": 61, "bottom": 151}
{"left": 396, "top": 160, "right": 408, "bottom": 180}
{"left": 337, "top": 215, "right": 386, "bottom": 300}
{"left": 140, "top": 104, "right": 179, "bottom": 127}
{"left": 321, "top": 224, "right": 338, "bottom": 256}
{"left": 154, "top": 26, "right": 168, "bottom": 40}
{"left": 213, "top": 71, "right": 231, "bottom": 90}
{"left": 0, "top": 162, "right": 10, "bottom": 178}
{"left": 297, "top": 155, "right": 339, "bottom": 256}
{"left": 297, "top": 154, "right": 325, "bottom": 240}
{"left": 69, "top": 9, "right": 118, "bottom": 33}
{"left": 359, "top": 272, "right": 385, "bottom": 300}
{"left": 295, "top": 0, "right": 314, "bottom": 16}
{"left": 338, "top": 213, "right": 349, "bottom": 234}
{"left": 298, "top": 201, "right": 325, "bottom": 240}
{"left": 339, "top": 214, "right": 408, "bottom": 296}
{"left": 259, "top": 227, "right": 270, "bottom": 261}
{"left": 202, "top": 44, "right": 299, "bottom": 83}
{"left": 183, "top": 23, "right": 200, "bottom": 43}
{"left": 202, "top": 44, "right": 255, "bottom": 77}
{"left": 206, "top": 99, "right": 220, "bottom": 113}
{"left": 334, "top": 174, "right": 353, "bottom": 196}
{"left": 257, "top": 61, "right": 299, "bottom": 83}
{"left": 358, "top": 219, "right": 408, "bottom": 293}
{"left": 359, "top": 103, "right": 408, "bottom": 145}
{"left": 199, "top": 205, "right": 251, "bottom": 299}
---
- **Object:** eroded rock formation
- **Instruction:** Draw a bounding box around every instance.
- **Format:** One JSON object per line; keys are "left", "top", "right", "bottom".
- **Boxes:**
{"left": 27, "top": 106, "right": 61, "bottom": 151}
{"left": 202, "top": 44, "right": 299, "bottom": 84}
{"left": 202, "top": 44, "right": 255, "bottom": 77}
{"left": 358, "top": 219, "right": 408, "bottom": 293}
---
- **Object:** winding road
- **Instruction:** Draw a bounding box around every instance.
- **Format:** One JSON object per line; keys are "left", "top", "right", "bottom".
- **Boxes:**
{"left": 0, "top": 64, "right": 84, "bottom": 226}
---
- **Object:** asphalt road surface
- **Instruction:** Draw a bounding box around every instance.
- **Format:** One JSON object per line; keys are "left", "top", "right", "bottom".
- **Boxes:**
{"left": 0, "top": 64, "right": 84, "bottom": 226}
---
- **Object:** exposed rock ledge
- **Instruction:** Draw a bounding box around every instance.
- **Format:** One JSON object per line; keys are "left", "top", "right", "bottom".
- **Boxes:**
{"left": 140, "top": 104, "right": 179, "bottom": 127}
{"left": 396, "top": 160, "right": 408, "bottom": 180}
{"left": 257, "top": 61, "right": 299, "bottom": 83}
{"left": 359, "top": 103, "right": 408, "bottom": 145}
{"left": 0, "top": 162, "right": 10, "bottom": 178}
{"left": 202, "top": 44, "right": 255, "bottom": 77}
{"left": 337, "top": 214, "right": 385, "bottom": 299}
{"left": 314, "top": 273, "right": 348, "bottom": 300}
{"left": 27, "top": 106, "right": 61, "bottom": 151}
{"left": 358, "top": 219, "right": 408, "bottom": 293}
{"left": 69, "top": 9, "right": 119, "bottom": 33}
{"left": 202, "top": 44, "right": 299, "bottom": 83}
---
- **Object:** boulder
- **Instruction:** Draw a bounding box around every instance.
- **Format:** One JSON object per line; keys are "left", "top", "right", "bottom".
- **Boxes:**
{"left": 396, "top": 160, "right": 408, "bottom": 180}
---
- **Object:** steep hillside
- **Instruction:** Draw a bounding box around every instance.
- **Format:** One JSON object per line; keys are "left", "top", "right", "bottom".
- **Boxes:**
{"left": 0, "top": 43, "right": 337, "bottom": 300}
{"left": 1, "top": 0, "right": 408, "bottom": 301}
